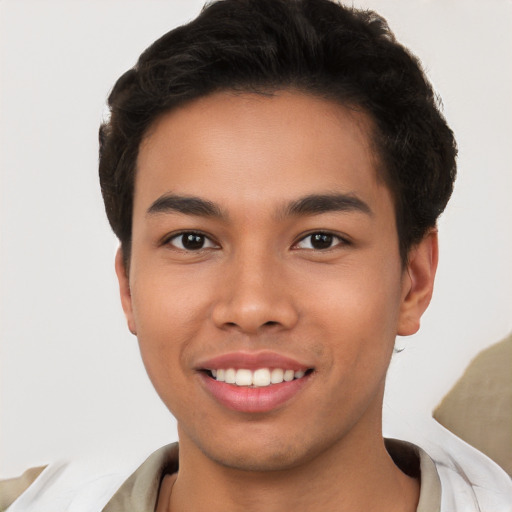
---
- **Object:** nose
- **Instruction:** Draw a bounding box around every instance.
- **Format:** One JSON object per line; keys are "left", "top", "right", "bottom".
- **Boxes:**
{"left": 211, "top": 251, "right": 299, "bottom": 334}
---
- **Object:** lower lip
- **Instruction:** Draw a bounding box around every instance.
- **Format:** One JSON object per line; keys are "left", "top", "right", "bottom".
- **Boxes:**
{"left": 200, "top": 373, "right": 311, "bottom": 413}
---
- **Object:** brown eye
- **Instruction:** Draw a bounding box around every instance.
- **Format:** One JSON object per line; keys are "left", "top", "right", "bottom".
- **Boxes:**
{"left": 168, "top": 232, "right": 217, "bottom": 251}
{"left": 310, "top": 233, "right": 334, "bottom": 249}
{"left": 295, "top": 232, "right": 346, "bottom": 250}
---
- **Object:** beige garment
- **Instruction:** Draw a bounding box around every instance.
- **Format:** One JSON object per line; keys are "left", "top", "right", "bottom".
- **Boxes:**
{"left": 101, "top": 440, "right": 441, "bottom": 512}
{"left": 1, "top": 440, "right": 441, "bottom": 511}
{"left": 0, "top": 466, "right": 46, "bottom": 512}
{"left": 102, "top": 443, "right": 179, "bottom": 512}
{"left": 434, "top": 333, "right": 512, "bottom": 476}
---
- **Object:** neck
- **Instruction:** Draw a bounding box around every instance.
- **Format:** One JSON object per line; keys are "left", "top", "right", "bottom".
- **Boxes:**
{"left": 166, "top": 416, "right": 419, "bottom": 512}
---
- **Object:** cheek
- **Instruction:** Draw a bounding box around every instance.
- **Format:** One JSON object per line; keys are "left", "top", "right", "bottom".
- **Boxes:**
{"left": 129, "top": 270, "right": 212, "bottom": 398}
{"left": 131, "top": 262, "right": 214, "bottom": 335}
{"left": 307, "top": 259, "right": 402, "bottom": 324}
{"left": 302, "top": 258, "right": 403, "bottom": 368}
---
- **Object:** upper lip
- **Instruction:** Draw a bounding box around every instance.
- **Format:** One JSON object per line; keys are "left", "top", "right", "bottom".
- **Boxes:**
{"left": 196, "top": 350, "right": 312, "bottom": 371}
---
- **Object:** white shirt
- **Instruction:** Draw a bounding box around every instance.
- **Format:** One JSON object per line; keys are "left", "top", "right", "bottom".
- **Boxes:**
{"left": 5, "top": 420, "right": 512, "bottom": 512}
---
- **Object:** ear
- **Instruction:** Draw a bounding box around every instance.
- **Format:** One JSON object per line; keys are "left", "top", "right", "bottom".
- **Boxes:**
{"left": 397, "top": 229, "right": 439, "bottom": 336}
{"left": 115, "top": 247, "right": 137, "bottom": 335}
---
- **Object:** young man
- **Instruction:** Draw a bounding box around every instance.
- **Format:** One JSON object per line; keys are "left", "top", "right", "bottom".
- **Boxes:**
{"left": 4, "top": 0, "right": 511, "bottom": 510}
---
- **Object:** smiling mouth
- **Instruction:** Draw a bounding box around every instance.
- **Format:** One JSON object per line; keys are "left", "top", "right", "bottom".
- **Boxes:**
{"left": 204, "top": 367, "right": 314, "bottom": 387}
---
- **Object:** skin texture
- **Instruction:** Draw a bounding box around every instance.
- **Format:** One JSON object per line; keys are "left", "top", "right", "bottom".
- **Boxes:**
{"left": 116, "top": 91, "right": 438, "bottom": 512}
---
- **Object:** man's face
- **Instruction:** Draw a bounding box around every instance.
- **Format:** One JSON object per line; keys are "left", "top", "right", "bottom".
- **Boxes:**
{"left": 119, "top": 91, "right": 419, "bottom": 471}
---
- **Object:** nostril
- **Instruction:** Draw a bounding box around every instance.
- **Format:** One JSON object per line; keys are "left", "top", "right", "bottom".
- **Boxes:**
{"left": 263, "top": 321, "right": 279, "bottom": 327}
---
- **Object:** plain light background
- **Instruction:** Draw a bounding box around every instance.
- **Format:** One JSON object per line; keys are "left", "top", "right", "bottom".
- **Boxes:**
{"left": 1, "top": 0, "right": 511, "bottom": 478}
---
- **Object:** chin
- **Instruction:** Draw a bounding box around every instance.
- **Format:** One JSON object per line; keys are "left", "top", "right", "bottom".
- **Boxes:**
{"left": 193, "top": 427, "right": 332, "bottom": 473}
{"left": 208, "top": 445, "right": 308, "bottom": 473}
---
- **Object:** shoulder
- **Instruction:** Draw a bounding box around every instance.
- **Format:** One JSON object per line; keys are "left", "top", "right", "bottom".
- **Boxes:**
{"left": 393, "top": 416, "right": 512, "bottom": 512}
{"left": 429, "top": 435, "right": 512, "bottom": 512}
{"left": 0, "top": 466, "right": 46, "bottom": 511}
{"left": 3, "top": 445, "right": 170, "bottom": 512}
{"left": 4, "top": 461, "right": 130, "bottom": 512}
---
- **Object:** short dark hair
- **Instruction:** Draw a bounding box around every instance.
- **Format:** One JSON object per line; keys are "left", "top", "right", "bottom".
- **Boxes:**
{"left": 99, "top": 0, "right": 457, "bottom": 264}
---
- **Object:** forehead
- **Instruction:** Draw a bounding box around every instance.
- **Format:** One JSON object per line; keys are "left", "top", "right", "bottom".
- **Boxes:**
{"left": 135, "top": 91, "right": 388, "bottom": 215}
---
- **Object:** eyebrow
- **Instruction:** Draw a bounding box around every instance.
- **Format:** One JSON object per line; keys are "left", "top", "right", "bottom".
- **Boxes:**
{"left": 282, "top": 193, "right": 373, "bottom": 218}
{"left": 147, "top": 194, "right": 225, "bottom": 218}
{"left": 146, "top": 192, "right": 372, "bottom": 220}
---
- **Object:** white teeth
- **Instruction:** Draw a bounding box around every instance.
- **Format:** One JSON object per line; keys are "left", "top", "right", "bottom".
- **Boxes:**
{"left": 270, "top": 368, "right": 284, "bottom": 384}
{"left": 211, "top": 367, "right": 308, "bottom": 387}
{"left": 252, "top": 368, "right": 271, "bottom": 387}
{"left": 225, "top": 368, "right": 236, "bottom": 384}
{"left": 283, "top": 369, "right": 294, "bottom": 382}
{"left": 235, "top": 369, "right": 252, "bottom": 386}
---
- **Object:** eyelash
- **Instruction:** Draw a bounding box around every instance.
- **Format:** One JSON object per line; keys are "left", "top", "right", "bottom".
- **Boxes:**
{"left": 163, "top": 230, "right": 350, "bottom": 252}
{"left": 164, "top": 231, "right": 219, "bottom": 251}
{"left": 293, "top": 231, "right": 350, "bottom": 251}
